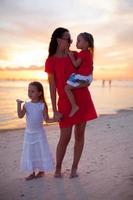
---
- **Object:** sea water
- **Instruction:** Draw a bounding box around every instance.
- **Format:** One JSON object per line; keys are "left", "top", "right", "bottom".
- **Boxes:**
{"left": 0, "top": 80, "right": 133, "bottom": 131}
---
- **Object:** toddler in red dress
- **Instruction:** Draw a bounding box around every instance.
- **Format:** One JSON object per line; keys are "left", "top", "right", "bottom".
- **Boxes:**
{"left": 65, "top": 32, "right": 94, "bottom": 117}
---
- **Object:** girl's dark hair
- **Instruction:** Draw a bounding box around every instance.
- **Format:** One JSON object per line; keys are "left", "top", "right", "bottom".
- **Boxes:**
{"left": 29, "top": 81, "right": 48, "bottom": 112}
{"left": 48, "top": 27, "right": 69, "bottom": 57}
{"left": 79, "top": 32, "right": 94, "bottom": 55}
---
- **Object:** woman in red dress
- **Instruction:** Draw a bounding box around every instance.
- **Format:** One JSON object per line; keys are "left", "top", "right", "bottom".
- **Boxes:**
{"left": 45, "top": 27, "right": 97, "bottom": 178}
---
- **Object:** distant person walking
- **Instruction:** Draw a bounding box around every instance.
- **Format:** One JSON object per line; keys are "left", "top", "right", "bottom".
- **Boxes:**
{"left": 109, "top": 80, "right": 112, "bottom": 86}
{"left": 102, "top": 80, "right": 105, "bottom": 87}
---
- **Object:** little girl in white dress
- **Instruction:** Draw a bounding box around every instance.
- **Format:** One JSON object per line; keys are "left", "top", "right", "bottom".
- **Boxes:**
{"left": 16, "top": 81, "right": 54, "bottom": 180}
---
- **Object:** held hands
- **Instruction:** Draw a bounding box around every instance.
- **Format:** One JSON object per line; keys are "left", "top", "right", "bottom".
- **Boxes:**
{"left": 44, "top": 111, "right": 63, "bottom": 124}
{"left": 46, "top": 117, "right": 55, "bottom": 123}
{"left": 54, "top": 111, "right": 63, "bottom": 122}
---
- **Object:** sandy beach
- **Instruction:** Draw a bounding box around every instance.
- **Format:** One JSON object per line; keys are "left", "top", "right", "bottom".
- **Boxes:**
{"left": 0, "top": 109, "right": 133, "bottom": 200}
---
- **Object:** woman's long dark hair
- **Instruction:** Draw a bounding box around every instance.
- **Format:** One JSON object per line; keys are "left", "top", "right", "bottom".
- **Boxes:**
{"left": 48, "top": 27, "right": 69, "bottom": 57}
{"left": 29, "top": 81, "right": 48, "bottom": 112}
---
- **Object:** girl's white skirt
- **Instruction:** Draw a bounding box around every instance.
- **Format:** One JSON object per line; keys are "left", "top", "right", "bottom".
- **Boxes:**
{"left": 20, "top": 128, "right": 54, "bottom": 172}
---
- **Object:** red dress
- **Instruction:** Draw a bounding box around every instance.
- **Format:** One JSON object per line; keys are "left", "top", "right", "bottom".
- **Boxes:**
{"left": 45, "top": 54, "right": 97, "bottom": 128}
{"left": 77, "top": 50, "right": 93, "bottom": 75}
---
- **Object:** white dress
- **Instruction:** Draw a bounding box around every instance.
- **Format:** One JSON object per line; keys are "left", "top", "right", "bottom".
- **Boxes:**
{"left": 20, "top": 102, "right": 54, "bottom": 172}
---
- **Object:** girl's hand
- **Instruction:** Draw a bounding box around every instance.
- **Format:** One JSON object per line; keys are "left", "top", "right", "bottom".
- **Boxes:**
{"left": 16, "top": 99, "right": 24, "bottom": 104}
{"left": 16, "top": 99, "right": 26, "bottom": 118}
{"left": 67, "top": 51, "right": 74, "bottom": 58}
{"left": 54, "top": 111, "right": 63, "bottom": 121}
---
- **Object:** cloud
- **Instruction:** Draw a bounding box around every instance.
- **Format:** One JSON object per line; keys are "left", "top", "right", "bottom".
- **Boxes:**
{"left": 0, "top": 0, "right": 133, "bottom": 79}
{"left": 0, "top": 47, "right": 12, "bottom": 60}
{"left": 114, "top": 0, "right": 133, "bottom": 15}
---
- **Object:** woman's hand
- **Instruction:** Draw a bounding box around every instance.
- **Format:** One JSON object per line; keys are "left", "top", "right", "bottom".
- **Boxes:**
{"left": 76, "top": 81, "right": 91, "bottom": 88}
{"left": 54, "top": 111, "right": 63, "bottom": 121}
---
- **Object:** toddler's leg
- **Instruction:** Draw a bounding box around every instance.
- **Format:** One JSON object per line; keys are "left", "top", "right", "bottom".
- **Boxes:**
{"left": 65, "top": 84, "right": 79, "bottom": 117}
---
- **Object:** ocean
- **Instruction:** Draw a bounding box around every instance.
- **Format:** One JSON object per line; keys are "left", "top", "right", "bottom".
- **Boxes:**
{"left": 0, "top": 80, "right": 133, "bottom": 131}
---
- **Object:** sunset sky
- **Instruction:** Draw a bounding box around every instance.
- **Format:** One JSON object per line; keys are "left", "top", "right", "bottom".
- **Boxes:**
{"left": 0, "top": 0, "right": 133, "bottom": 80}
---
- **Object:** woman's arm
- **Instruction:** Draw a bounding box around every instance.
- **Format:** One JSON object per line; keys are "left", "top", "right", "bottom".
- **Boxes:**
{"left": 16, "top": 99, "right": 26, "bottom": 118}
{"left": 43, "top": 106, "right": 55, "bottom": 123}
{"left": 47, "top": 74, "right": 63, "bottom": 121}
{"left": 48, "top": 74, "right": 57, "bottom": 113}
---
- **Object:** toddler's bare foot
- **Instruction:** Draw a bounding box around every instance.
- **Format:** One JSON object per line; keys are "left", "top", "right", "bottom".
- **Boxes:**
{"left": 54, "top": 169, "right": 62, "bottom": 178}
{"left": 35, "top": 171, "right": 45, "bottom": 179}
{"left": 25, "top": 172, "right": 36, "bottom": 181}
{"left": 70, "top": 169, "right": 79, "bottom": 178}
{"left": 69, "top": 105, "right": 79, "bottom": 117}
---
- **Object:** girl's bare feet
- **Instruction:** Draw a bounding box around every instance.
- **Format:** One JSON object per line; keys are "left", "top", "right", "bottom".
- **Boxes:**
{"left": 54, "top": 169, "right": 62, "bottom": 178}
{"left": 25, "top": 172, "right": 36, "bottom": 181}
{"left": 35, "top": 171, "right": 45, "bottom": 178}
{"left": 69, "top": 105, "right": 79, "bottom": 117}
{"left": 70, "top": 168, "right": 79, "bottom": 178}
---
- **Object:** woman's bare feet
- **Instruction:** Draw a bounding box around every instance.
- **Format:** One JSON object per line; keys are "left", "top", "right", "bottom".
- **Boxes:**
{"left": 69, "top": 105, "right": 79, "bottom": 117}
{"left": 70, "top": 168, "right": 79, "bottom": 178}
{"left": 35, "top": 171, "right": 45, "bottom": 179}
{"left": 25, "top": 172, "right": 36, "bottom": 181}
{"left": 54, "top": 169, "right": 62, "bottom": 178}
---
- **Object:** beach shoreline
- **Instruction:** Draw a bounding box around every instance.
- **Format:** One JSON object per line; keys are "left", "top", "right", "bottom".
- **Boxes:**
{"left": 1, "top": 79, "right": 133, "bottom": 131}
{"left": 0, "top": 109, "right": 133, "bottom": 200}
{"left": 0, "top": 106, "right": 133, "bottom": 133}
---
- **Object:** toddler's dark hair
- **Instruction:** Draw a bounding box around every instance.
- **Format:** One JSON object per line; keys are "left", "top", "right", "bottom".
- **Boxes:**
{"left": 79, "top": 32, "right": 94, "bottom": 54}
